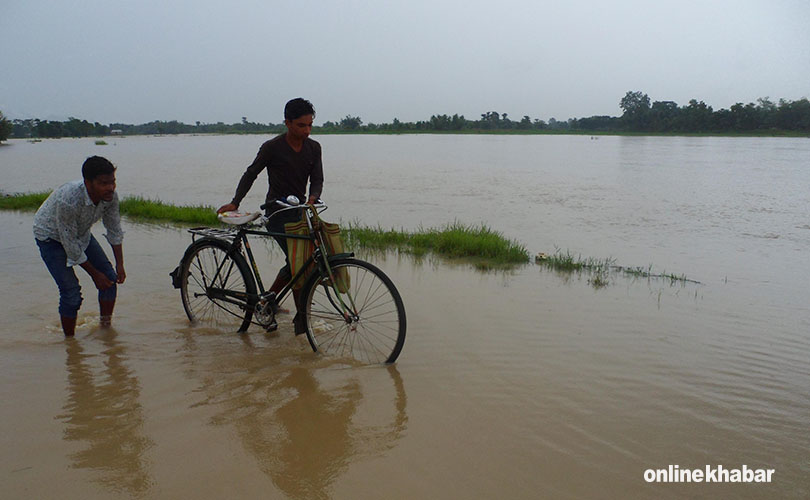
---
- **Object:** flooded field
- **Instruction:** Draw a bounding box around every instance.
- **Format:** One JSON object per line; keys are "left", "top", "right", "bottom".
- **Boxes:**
{"left": 1, "top": 135, "right": 809, "bottom": 498}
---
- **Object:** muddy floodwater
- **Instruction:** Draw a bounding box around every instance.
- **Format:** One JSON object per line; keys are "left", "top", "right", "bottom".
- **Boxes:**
{"left": 1, "top": 135, "right": 809, "bottom": 498}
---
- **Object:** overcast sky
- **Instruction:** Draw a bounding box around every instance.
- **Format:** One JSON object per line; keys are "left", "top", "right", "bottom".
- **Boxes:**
{"left": 2, "top": 0, "right": 808, "bottom": 125}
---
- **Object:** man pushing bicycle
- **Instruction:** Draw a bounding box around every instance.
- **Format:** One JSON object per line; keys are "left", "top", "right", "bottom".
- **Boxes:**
{"left": 217, "top": 98, "right": 323, "bottom": 335}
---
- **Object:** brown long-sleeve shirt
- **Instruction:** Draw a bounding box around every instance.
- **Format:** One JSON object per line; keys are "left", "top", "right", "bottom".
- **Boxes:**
{"left": 230, "top": 134, "right": 324, "bottom": 210}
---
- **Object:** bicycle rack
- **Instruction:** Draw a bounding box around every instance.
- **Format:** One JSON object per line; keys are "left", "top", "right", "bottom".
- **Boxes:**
{"left": 188, "top": 227, "right": 239, "bottom": 242}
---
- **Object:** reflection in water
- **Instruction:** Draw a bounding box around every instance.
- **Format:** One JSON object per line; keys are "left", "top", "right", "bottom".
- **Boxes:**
{"left": 182, "top": 335, "right": 407, "bottom": 499}
{"left": 58, "top": 331, "right": 153, "bottom": 495}
{"left": 258, "top": 366, "right": 361, "bottom": 498}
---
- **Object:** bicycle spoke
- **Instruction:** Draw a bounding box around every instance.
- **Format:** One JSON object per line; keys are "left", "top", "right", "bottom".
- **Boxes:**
{"left": 181, "top": 240, "right": 255, "bottom": 332}
{"left": 305, "top": 259, "right": 405, "bottom": 364}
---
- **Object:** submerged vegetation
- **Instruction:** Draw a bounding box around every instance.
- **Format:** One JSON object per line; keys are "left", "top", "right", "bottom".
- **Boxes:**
{"left": 2, "top": 192, "right": 695, "bottom": 284}
{"left": 1, "top": 192, "right": 527, "bottom": 265}
{"left": 344, "top": 221, "right": 530, "bottom": 269}
{"left": 118, "top": 196, "right": 218, "bottom": 225}
{"left": 0, "top": 191, "right": 50, "bottom": 210}
{"left": 1, "top": 191, "right": 219, "bottom": 225}
{"left": 536, "top": 249, "right": 698, "bottom": 288}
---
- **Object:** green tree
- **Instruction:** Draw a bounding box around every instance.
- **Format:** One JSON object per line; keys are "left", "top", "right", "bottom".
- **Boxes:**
{"left": 649, "top": 101, "right": 679, "bottom": 132}
{"left": 479, "top": 111, "right": 501, "bottom": 129}
{"left": 518, "top": 115, "right": 532, "bottom": 130}
{"left": 430, "top": 114, "right": 451, "bottom": 130}
{"left": 0, "top": 111, "right": 12, "bottom": 142}
{"left": 775, "top": 98, "right": 810, "bottom": 131}
{"left": 339, "top": 115, "right": 363, "bottom": 130}
{"left": 678, "top": 99, "right": 713, "bottom": 132}
{"left": 619, "top": 91, "right": 651, "bottom": 130}
{"left": 729, "top": 102, "right": 760, "bottom": 131}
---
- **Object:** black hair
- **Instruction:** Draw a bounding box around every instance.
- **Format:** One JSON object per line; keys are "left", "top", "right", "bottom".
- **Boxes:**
{"left": 284, "top": 98, "right": 316, "bottom": 121}
{"left": 82, "top": 156, "right": 116, "bottom": 181}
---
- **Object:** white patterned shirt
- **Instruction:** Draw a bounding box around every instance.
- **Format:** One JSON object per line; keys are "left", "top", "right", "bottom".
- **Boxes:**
{"left": 33, "top": 179, "right": 124, "bottom": 266}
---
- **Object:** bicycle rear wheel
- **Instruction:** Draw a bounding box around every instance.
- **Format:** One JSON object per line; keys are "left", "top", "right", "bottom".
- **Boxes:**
{"left": 180, "top": 238, "right": 256, "bottom": 332}
{"left": 301, "top": 258, "right": 406, "bottom": 364}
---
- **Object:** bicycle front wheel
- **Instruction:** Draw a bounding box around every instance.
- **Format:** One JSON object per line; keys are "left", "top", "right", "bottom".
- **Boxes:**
{"left": 301, "top": 258, "right": 406, "bottom": 364}
{"left": 180, "top": 238, "right": 257, "bottom": 333}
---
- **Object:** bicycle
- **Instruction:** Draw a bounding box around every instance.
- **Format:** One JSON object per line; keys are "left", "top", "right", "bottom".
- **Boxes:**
{"left": 170, "top": 198, "right": 406, "bottom": 364}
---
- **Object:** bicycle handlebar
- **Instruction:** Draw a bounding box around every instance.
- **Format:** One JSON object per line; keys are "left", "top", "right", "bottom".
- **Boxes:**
{"left": 251, "top": 199, "right": 327, "bottom": 226}
{"left": 265, "top": 198, "right": 326, "bottom": 210}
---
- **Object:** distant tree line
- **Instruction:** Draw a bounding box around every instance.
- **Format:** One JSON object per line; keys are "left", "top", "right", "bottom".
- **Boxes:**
{"left": 8, "top": 116, "right": 285, "bottom": 139}
{"left": 614, "top": 91, "right": 810, "bottom": 133}
{"left": 4, "top": 91, "right": 809, "bottom": 140}
{"left": 312, "top": 92, "right": 810, "bottom": 134}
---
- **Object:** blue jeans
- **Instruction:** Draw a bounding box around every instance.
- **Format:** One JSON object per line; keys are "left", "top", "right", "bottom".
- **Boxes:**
{"left": 36, "top": 235, "right": 117, "bottom": 318}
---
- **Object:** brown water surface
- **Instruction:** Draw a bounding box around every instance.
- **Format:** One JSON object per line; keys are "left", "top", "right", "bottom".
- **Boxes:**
{"left": 2, "top": 135, "right": 809, "bottom": 498}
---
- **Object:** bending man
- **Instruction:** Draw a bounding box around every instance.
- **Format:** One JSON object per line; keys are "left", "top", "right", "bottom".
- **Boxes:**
{"left": 34, "top": 156, "right": 126, "bottom": 336}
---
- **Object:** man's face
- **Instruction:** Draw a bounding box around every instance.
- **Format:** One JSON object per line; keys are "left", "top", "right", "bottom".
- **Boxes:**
{"left": 86, "top": 174, "right": 116, "bottom": 203}
{"left": 285, "top": 114, "right": 314, "bottom": 141}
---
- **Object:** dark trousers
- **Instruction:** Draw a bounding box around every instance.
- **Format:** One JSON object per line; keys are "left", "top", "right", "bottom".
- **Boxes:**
{"left": 36, "top": 235, "right": 117, "bottom": 318}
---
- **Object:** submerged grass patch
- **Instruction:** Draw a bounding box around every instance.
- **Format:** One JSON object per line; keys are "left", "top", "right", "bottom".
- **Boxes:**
{"left": 118, "top": 196, "right": 218, "bottom": 225}
{"left": 345, "top": 221, "right": 530, "bottom": 266}
{"left": 1, "top": 191, "right": 218, "bottom": 225}
{"left": 2, "top": 191, "right": 694, "bottom": 283}
{"left": 0, "top": 191, "right": 51, "bottom": 210}
{"left": 1, "top": 192, "right": 528, "bottom": 266}
{"left": 536, "top": 248, "right": 698, "bottom": 288}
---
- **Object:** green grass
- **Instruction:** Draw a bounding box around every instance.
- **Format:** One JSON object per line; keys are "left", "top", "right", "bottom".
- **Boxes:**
{"left": 536, "top": 248, "right": 698, "bottom": 288}
{"left": 1, "top": 191, "right": 219, "bottom": 225}
{"left": 0, "top": 191, "right": 51, "bottom": 210}
{"left": 2, "top": 191, "right": 696, "bottom": 282}
{"left": 536, "top": 249, "right": 615, "bottom": 271}
{"left": 118, "top": 196, "right": 219, "bottom": 225}
{"left": 95, "top": 140, "right": 108, "bottom": 145}
{"left": 344, "top": 221, "right": 530, "bottom": 267}
{"left": 1, "top": 191, "right": 529, "bottom": 266}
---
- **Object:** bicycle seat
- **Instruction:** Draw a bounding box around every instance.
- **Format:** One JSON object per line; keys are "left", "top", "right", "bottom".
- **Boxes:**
{"left": 218, "top": 211, "right": 261, "bottom": 225}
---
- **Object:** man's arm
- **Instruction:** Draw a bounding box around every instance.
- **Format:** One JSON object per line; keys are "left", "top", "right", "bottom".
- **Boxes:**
{"left": 308, "top": 144, "right": 324, "bottom": 203}
{"left": 79, "top": 259, "right": 115, "bottom": 290}
{"left": 220, "top": 146, "right": 268, "bottom": 212}
{"left": 112, "top": 244, "right": 125, "bottom": 283}
{"left": 102, "top": 194, "right": 126, "bottom": 283}
{"left": 102, "top": 193, "right": 125, "bottom": 245}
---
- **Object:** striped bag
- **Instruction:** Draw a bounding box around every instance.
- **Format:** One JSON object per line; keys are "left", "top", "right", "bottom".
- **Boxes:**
{"left": 318, "top": 217, "right": 351, "bottom": 293}
{"left": 284, "top": 217, "right": 314, "bottom": 289}
{"left": 284, "top": 208, "right": 350, "bottom": 292}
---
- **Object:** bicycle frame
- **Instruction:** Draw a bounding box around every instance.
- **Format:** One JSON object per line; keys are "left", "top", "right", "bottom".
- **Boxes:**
{"left": 189, "top": 204, "right": 354, "bottom": 319}
{"left": 176, "top": 201, "right": 407, "bottom": 363}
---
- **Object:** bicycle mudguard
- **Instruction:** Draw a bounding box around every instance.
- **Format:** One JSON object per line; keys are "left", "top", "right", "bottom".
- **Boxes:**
{"left": 327, "top": 252, "right": 355, "bottom": 261}
{"left": 169, "top": 265, "right": 182, "bottom": 289}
